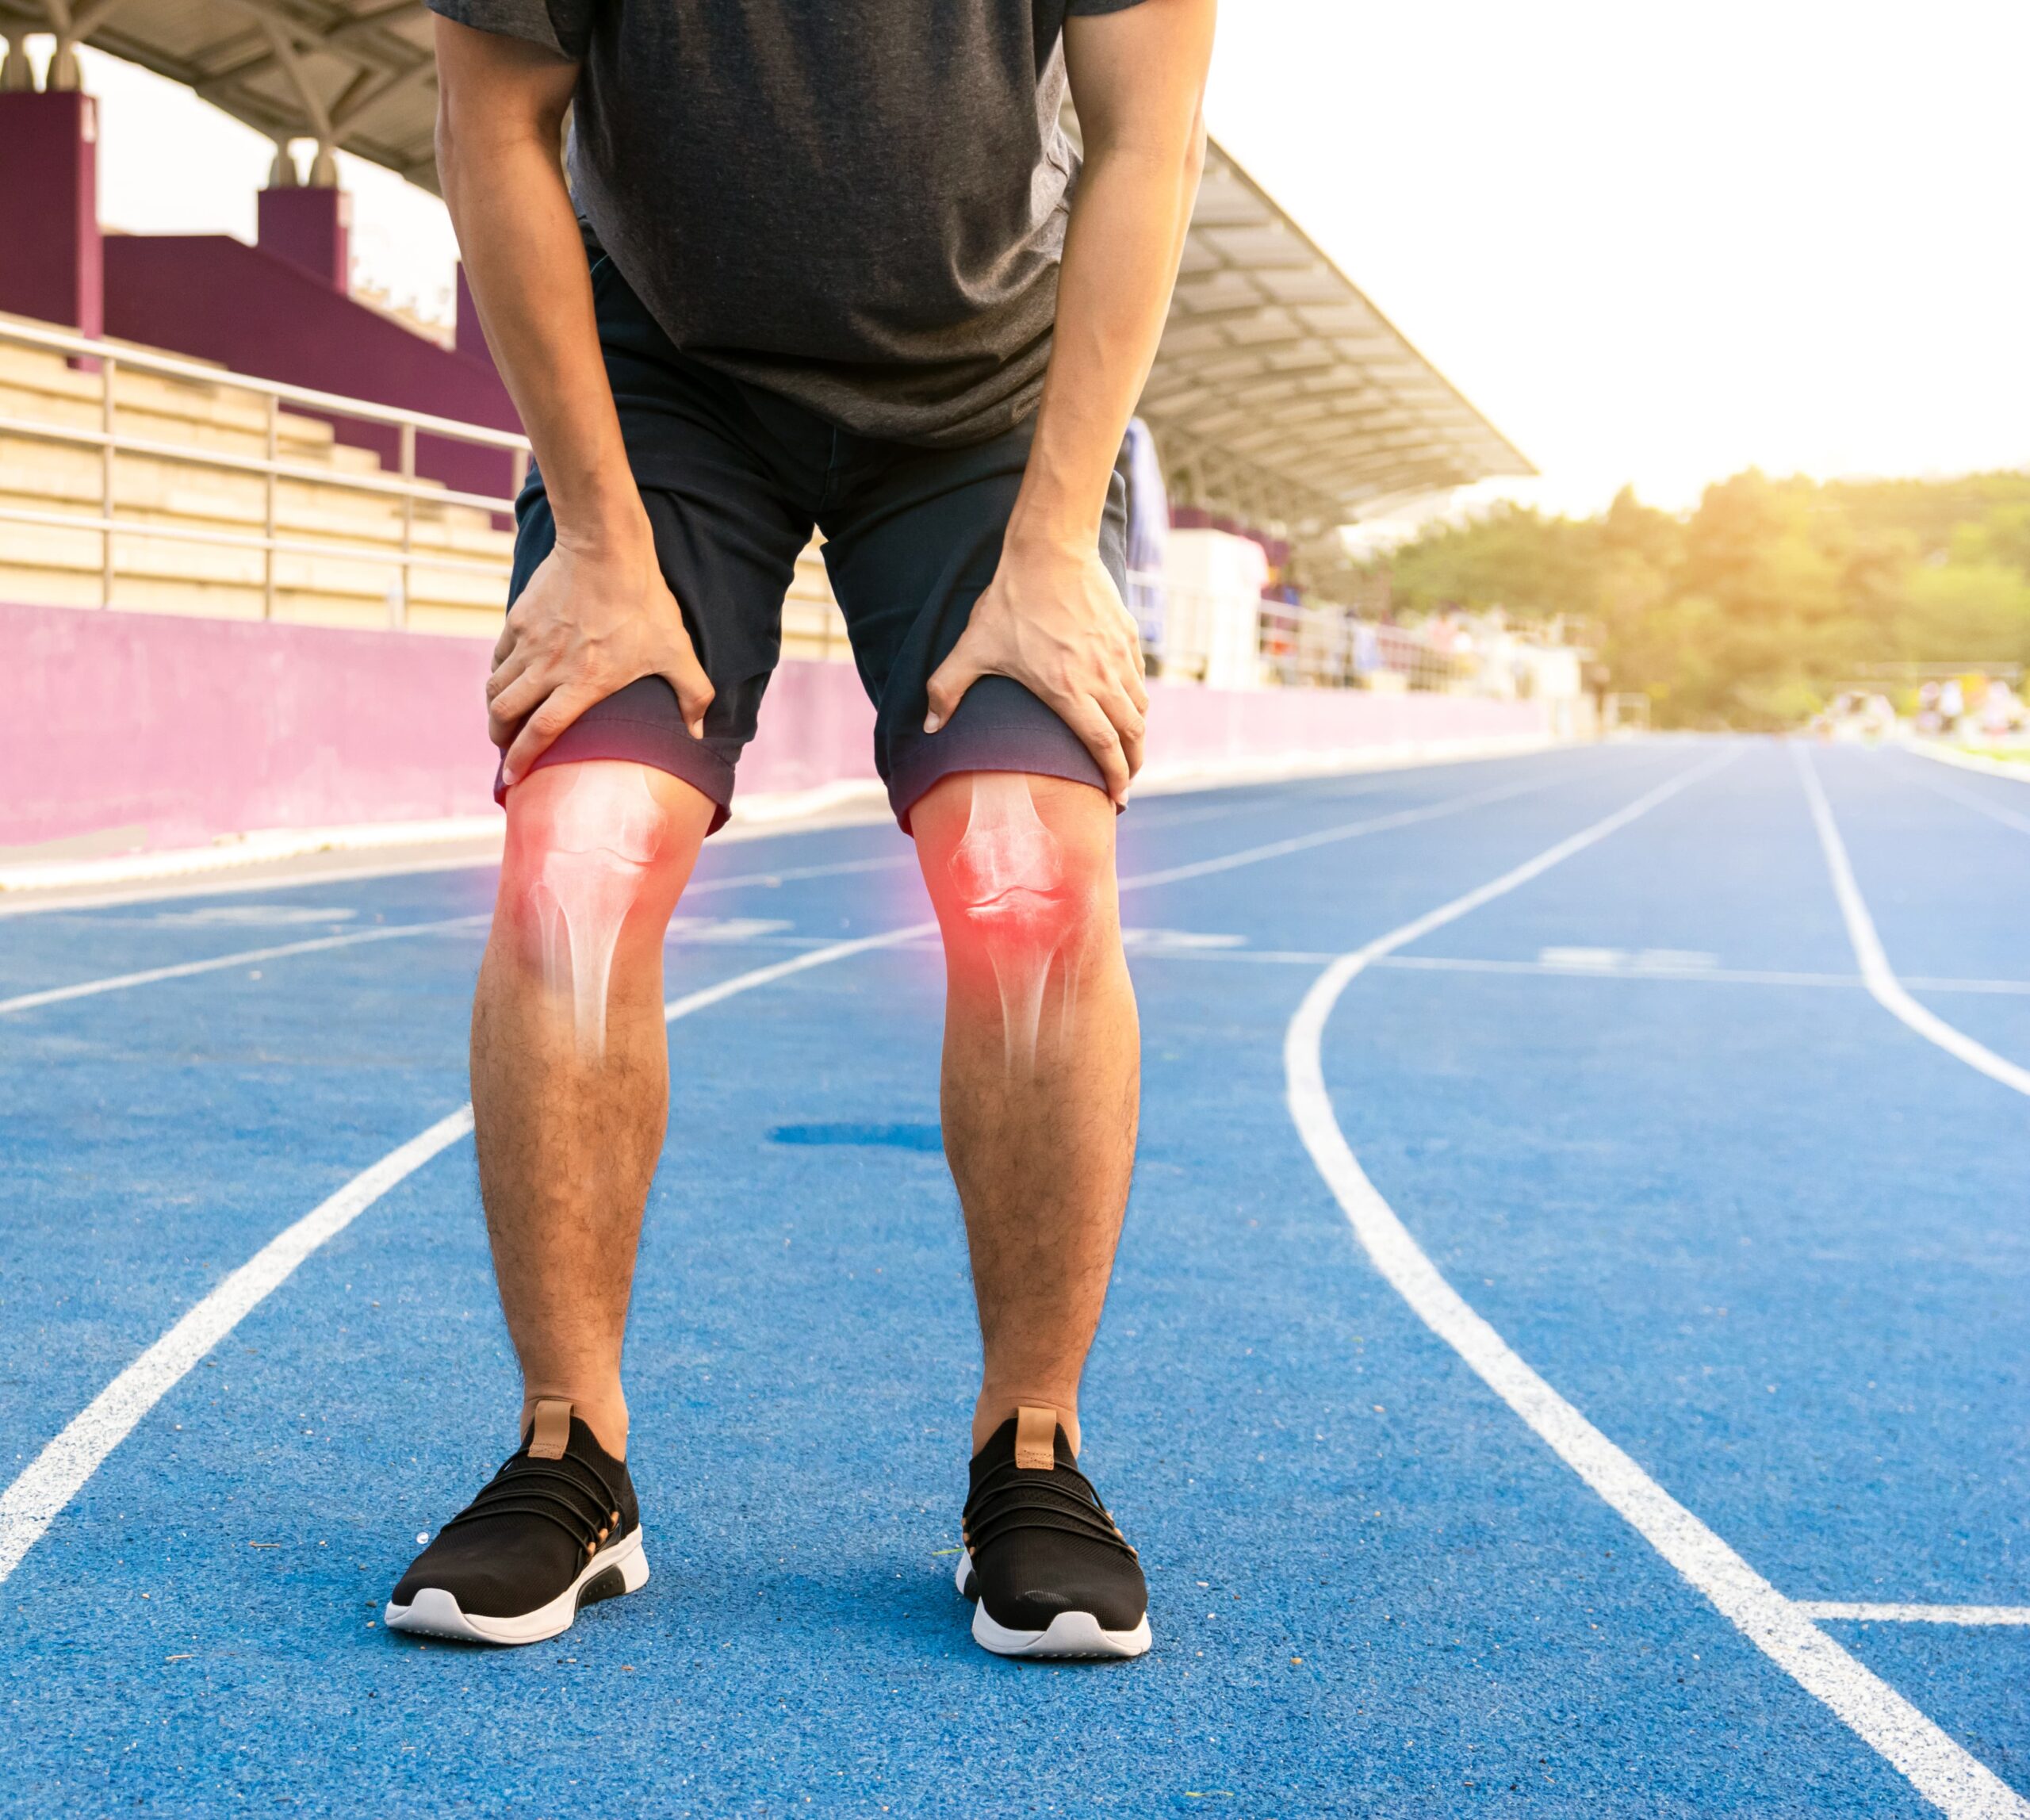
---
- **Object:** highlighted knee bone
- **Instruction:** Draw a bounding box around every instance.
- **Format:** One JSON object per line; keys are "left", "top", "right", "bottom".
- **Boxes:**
{"left": 521, "top": 764, "right": 666, "bottom": 1060}
{"left": 945, "top": 773, "right": 1083, "bottom": 1074}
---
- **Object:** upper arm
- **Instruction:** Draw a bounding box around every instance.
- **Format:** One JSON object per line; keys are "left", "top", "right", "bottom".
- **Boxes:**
{"left": 1064, "top": 0, "right": 1216, "bottom": 158}
{"left": 433, "top": 12, "right": 581, "bottom": 148}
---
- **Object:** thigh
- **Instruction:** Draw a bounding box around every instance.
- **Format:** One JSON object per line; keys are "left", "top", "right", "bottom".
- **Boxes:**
{"left": 502, "top": 270, "right": 817, "bottom": 833}
{"left": 816, "top": 425, "right": 1131, "bottom": 832}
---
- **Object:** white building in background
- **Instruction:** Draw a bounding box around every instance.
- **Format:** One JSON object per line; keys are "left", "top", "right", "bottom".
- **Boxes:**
{"left": 1159, "top": 528, "right": 1269, "bottom": 690}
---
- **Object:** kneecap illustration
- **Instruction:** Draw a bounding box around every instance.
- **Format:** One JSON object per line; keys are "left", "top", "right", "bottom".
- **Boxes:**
{"left": 945, "top": 773, "right": 1085, "bottom": 1073}
{"left": 524, "top": 764, "right": 666, "bottom": 1060}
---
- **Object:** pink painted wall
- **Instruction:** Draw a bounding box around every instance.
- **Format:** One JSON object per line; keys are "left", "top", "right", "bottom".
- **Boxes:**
{"left": 1143, "top": 679, "right": 1551, "bottom": 767}
{"left": 3, "top": 601, "right": 499, "bottom": 853}
{"left": 1, "top": 602, "right": 1550, "bottom": 856}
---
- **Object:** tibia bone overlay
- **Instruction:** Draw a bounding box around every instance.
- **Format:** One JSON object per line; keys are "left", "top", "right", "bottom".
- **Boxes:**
{"left": 944, "top": 772, "right": 1086, "bottom": 1075}
{"left": 523, "top": 763, "right": 666, "bottom": 1061}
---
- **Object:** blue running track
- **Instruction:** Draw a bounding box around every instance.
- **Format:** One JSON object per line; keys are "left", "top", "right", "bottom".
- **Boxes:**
{"left": 1, "top": 738, "right": 2024, "bottom": 1816}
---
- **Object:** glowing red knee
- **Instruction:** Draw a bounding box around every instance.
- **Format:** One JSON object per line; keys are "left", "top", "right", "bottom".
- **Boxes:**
{"left": 510, "top": 764, "right": 670, "bottom": 1059}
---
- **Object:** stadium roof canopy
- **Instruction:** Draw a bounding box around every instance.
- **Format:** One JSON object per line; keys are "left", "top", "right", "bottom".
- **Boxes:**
{"left": 2, "top": 0, "right": 1533, "bottom": 529}
{"left": 1145, "top": 139, "right": 1534, "bottom": 534}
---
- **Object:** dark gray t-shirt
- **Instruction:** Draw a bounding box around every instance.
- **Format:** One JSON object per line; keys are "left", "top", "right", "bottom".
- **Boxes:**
{"left": 427, "top": 0, "right": 1146, "bottom": 446}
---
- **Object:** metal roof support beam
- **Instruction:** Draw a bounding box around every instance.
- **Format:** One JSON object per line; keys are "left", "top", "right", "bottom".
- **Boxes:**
{"left": 34, "top": 0, "right": 82, "bottom": 86}
{"left": 237, "top": 0, "right": 339, "bottom": 182}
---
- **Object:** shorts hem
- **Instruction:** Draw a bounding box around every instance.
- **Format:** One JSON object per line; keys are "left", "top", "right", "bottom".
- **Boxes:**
{"left": 886, "top": 718, "right": 1108, "bottom": 833}
{"left": 493, "top": 720, "right": 737, "bottom": 834}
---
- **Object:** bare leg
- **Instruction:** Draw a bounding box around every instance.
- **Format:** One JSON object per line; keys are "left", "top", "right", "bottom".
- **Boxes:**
{"left": 470, "top": 759, "right": 715, "bottom": 1458}
{"left": 910, "top": 771, "right": 1139, "bottom": 1456}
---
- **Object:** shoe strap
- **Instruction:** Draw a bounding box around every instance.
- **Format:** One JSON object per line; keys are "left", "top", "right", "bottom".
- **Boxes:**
{"left": 963, "top": 1456, "right": 1137, "bottom": 1562}
{"left": 440, "top": 1446, "right": 624, "bottom": 1558}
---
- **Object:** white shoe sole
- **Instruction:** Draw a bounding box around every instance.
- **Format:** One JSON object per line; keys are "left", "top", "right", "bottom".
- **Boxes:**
{"left": 955, "top": 1550, "right": 1151, "bottom": 1659}
{"left": 383, "top": 1526, "right": 649, "bottom": 1646}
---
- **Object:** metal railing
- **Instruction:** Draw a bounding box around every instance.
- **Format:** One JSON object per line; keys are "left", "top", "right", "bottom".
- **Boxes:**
{"left": 0, "top": 316, "right": 531, "bottom": 623}
{"left": 1130, "top": 568, "right": 1466, "bottom": 692}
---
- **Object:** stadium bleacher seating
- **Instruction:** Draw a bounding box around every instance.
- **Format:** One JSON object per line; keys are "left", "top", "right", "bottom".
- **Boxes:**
{"left": 0, "top": 308, "right": 852, "bottom": 654}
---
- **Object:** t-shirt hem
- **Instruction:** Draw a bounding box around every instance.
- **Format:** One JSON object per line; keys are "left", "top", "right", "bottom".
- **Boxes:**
{"left": 423, "top": 0, "right": 570, "bottom": 59}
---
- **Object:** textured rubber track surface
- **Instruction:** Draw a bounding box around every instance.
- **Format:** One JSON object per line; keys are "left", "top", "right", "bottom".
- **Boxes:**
{"left": 0, "top": 741, "right": 2024, "bottom": 1815}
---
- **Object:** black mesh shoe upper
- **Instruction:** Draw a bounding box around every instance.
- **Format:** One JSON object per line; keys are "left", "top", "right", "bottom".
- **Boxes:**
{"left": 963, "top": 1415, "right": 1147, "bottom": 1634}
{"left": 391, "top": 1412, "right": 638, "bottom": 1620}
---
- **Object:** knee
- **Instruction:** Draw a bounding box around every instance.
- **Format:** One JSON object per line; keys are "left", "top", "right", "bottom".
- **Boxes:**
{"left": 499, "top": 761, "right": 700, "bottom": 942}
{"left": 920, "top": 772, "right": 1116, "bottom": 950}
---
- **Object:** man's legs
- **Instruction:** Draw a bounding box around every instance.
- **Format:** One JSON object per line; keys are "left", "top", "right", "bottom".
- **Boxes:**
{"left": 908, "top": 770, "right": 1139, "bottom": 1455}
{"left": 470, "top": 757, "right": 717, "bottom": 1458}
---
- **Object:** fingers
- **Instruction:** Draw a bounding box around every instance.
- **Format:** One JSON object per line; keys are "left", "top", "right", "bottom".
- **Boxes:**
{"left": 485, "top": 639, "right": 545, "bottom": 749}
{"left": 1123, "top": 648, "right": 1151, "bottom": 716}
{"left": 924, "top": 646, "right": 986, "bottom": 735}
{"left": 1102, "top": 685, "right": 1147, "bottom": 783}
{"left": 486, "top": 639, "right": 534, "bottom": 712}
{"left": 659, "top": 650, "right": 715, "bottom": 742}
{"left": 1063, "top": 697, "right": 1132, "bottom": 804}
{"left": 500, "top": 686, "right": 594, "bottom": 787}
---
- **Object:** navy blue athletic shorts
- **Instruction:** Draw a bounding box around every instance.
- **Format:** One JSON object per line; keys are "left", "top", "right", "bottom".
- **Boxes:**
{"left": 498, "top": 255, "right": 1128, "bottom": 835}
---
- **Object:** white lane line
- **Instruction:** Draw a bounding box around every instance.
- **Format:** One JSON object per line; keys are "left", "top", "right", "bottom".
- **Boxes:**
{"left": 1285, "top": 747, "right": 2030, "bottom": 1820}
{"left": 0, "top": 858, "right": 914, "bottom": 1018}
{"left": 0, "top": 752, "right": 1611, "bottom": 1588}
{"left": 1117, "top": 756, "right": 1611, "bottom": 891}
{"left": 1797, "top": 748, "right": 2030, "bottom": 1100}
{"left": 1122, "top": 949, "right": 1882, "bottom": 986}
{"left": 1901, "top": 977, "right": 2030, "bottom": 998}
{"left": 1797, "top": 1604, "right": 2030, "bottom": 1627}
{"left": 0, "top": 759, "right": 1592, "bottom": 1014}
{"left": 1896, "top": 761, "right": 2030, "bottom": 838}
{"left": 0, "top": 920, "right": 933, "bottom": 1589}
{"left": 0, "top": 915, "right": 492, "bottom": 1017}
{"left": 1135, "top": 951, "right": 2030, "bottom": 996}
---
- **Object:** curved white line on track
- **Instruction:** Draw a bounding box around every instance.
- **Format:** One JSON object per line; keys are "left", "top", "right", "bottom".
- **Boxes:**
{"left": 1286, "top": 746, "right": 2030, "bottom": 1820}
{"left": 0, "top": 920, "right": 933, "bottom": 1588}
{"left": 0, "top": 749, "right": 1611, "bottom": 1588}
{"left": 1797, "top": 748, "right": 2030, "bottom": 1099}
{"left": 0, "top": 915, "right": 492, "bottom": 1017}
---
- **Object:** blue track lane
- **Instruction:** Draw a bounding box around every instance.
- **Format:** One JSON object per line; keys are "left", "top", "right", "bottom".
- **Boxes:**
{"left": 0, "top": 740, "right": 2023, "bottom": 1816}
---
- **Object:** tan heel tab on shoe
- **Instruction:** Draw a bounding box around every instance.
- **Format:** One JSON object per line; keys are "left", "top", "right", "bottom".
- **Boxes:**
{"left": 1015, "top": 1405, "right": 1059, "bottom": 1471}
{"left": 529, "top": 1399, "right": 573, "bottom": 1460}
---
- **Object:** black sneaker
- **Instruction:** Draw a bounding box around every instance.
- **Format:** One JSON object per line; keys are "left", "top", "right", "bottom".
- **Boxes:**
{"left": 956, "top": 1407, "right": 1150, "bottom": 1658}
{"left": 383, "top": 1400, "right": 647, "bottom": 1646}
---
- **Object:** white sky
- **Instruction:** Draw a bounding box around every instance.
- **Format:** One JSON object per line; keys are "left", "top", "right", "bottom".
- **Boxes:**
{"left": 49, "top": 1, "right": 2030, "bottom": 519}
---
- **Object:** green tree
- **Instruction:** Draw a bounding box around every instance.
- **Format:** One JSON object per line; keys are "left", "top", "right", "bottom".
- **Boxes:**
{"left": 1374, "top": 467, "right": 2030, "bottom": 729}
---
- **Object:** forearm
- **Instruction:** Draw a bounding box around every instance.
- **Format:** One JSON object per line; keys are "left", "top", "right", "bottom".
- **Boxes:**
{"left": 1011, "top": 1, "right": 1212, "bottom": 552}
{"left": 1010, "top": 141, "right": 1201, "bottom": 550}
{"left": 435, "top": 29, "right": 642, "bottom": 548}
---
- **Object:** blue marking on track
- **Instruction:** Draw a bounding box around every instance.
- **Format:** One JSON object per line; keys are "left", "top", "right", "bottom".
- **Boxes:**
{"left": 771, "top": 1122, "right": 947, "bottom": 1151}
{"left": 1, "top": 741, "right": 2024, "bottom": 1815}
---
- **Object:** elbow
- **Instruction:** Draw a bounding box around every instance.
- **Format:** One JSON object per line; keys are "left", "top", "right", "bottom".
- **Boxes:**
{"left": 434, "top": 75, "right": 481, "bottom": 200}
{"left": 435, "top": 86, "right": 567, "bottom": 210}
{"left": 434, "top": 106, "right": 462, "bottom": 198}
{"left": 1082, "top": 105, "right": 1207, "bottom": 193}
